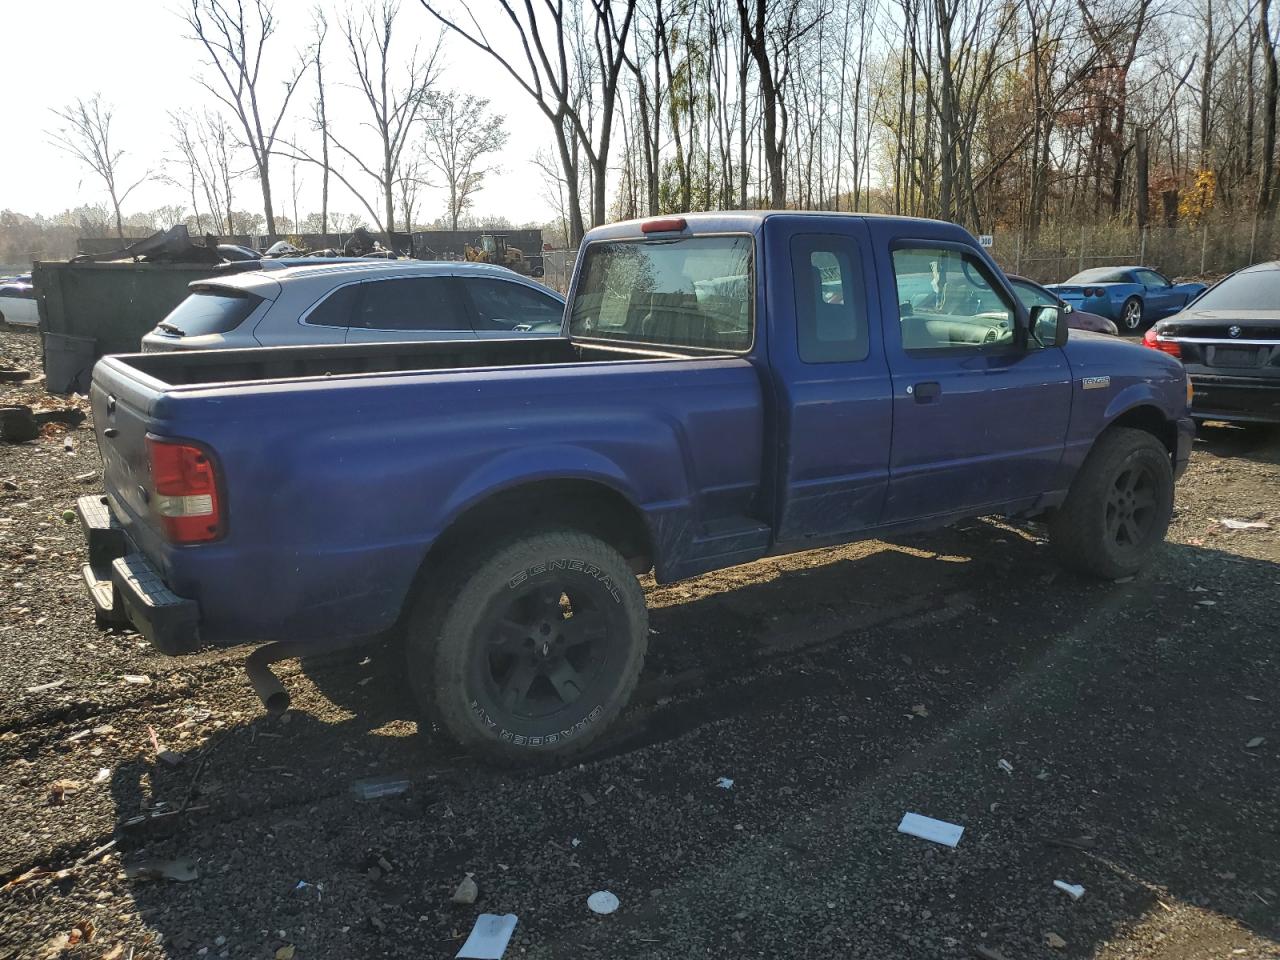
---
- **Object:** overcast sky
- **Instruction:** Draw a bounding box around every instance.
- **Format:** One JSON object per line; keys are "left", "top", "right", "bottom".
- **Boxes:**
{"left": 0, "top": 0, "right": 557, "bottom": 227}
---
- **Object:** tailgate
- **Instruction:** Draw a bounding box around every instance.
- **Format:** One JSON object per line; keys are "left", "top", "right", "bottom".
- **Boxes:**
{"left": 89, "top": 358, "right": 168, "bottom": 562}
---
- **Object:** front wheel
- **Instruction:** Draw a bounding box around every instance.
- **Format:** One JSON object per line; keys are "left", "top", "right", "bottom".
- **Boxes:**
{"left": 1120, "top": 296, "right": 1144, "bottom": 333}
{"left": 1049, "top": 427, "right": 1174, "bottom": 579}
{"left": 405, "top": 529, "right": 648, "bottom": 763}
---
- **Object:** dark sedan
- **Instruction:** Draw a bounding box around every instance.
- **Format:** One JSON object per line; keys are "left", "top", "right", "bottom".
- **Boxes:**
{"left": 1009, "top": 275, "right": 1118, "bottom": 335}
{"left": 1142, "top": 261, "right": 1280, "bottom": 424}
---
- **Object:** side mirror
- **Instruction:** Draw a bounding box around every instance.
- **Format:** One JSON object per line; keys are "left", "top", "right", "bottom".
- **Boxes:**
{"left": 1029, "top": 303, "right": 1069, "bottom": 347}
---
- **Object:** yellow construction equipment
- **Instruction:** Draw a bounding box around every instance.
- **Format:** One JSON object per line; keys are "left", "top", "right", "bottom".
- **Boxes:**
{"left": 464, "top": 233, "right": 531, "bottom": 274}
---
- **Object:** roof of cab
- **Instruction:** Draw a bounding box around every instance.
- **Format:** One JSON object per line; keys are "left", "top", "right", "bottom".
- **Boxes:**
{"left": 584, "top": 210, "right": 967, "bottom": 241}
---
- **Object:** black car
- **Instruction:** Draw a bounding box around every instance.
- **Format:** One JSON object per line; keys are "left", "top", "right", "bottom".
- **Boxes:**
{"left": 1143, "top": 261, "right": 1280, "bottom": 424}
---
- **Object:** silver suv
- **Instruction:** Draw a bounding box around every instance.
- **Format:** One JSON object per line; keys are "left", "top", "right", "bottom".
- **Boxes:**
{"left": 141, "top": 260, "right": 565, "bottom": 352}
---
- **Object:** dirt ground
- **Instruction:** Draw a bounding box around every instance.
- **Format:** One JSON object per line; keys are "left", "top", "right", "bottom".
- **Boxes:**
{"left": 0, "top": 325, "right": 1277, "bottom": 960}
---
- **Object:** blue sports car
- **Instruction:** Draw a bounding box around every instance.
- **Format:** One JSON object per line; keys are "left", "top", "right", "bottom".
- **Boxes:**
{"left": 1046, "top": 266, "right": 1207, "bottom": 335}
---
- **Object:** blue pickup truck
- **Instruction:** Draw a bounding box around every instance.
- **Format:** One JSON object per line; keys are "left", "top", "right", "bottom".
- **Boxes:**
{"left": 79, "top": 212, "right": 1194, "bottom": 761}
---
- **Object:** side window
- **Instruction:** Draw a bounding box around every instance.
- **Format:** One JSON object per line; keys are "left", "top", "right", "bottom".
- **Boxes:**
{"left": 1012, "top": 280, "right": 1054, "bottom": 310}
{"left": 1136, "top": 269, "right": 1169, "bottom": 288}
{"left": 791, "top": 235, "right": 868, "bottom": 362}
{"left": 467, "top": 278, "right": 564, "bottom": 330}
{"left": 355, "top": 277, "right": 466, "bottom": 331}
{"left": 304, "top": 283, "right": 360, "bottom": 328}
{"left": 892, "top": 247, "right": 1015, "bottom": 351}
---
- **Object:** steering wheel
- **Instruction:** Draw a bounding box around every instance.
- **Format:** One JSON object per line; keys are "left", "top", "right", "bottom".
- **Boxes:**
{"left": 961, "top": 258, "right": 992, "bottom": 290}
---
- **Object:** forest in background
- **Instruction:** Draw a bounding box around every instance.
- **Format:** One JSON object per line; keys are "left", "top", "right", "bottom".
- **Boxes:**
{"left": 3, "top": 0, "right": 1278, "bottom": 280}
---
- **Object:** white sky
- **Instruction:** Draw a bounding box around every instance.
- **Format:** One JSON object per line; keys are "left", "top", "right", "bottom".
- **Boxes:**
{"left": 0, "top": 0, "right": 557, "bottom": 228}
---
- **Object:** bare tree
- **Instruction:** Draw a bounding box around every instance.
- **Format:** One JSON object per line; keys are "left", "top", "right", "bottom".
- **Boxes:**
{"left": 421, "top": 0, "right": 636, "bottom": 243}
{"left": 423, "top": 92, "right": 509, "bottom": 230}
{"left": 169, "top": 110, "right": 239, "bottom": 235}
{"left": 48, "top": 95, "right": 150, "bottom": 240}
{"left": 312, "top": 7, "right": 332, "bottom": 234}
{"left": 184, "top": 0, "right": 307, "bottom": 239}
{"left": 342, "top": 0, "right": 442, "bottom": 241}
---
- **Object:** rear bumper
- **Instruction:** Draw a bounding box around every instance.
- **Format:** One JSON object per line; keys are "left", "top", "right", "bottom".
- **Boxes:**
{"left": 77, "top": 495, "right": 202, "bottom": 654}
{"left": 1189, "top": 373, "right": 1280, "bottom": 424}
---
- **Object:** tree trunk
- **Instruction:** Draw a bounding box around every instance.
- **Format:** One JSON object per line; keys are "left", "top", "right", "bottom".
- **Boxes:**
{"left": 1260, "top": 0, "right": 1279, "bottom": 237}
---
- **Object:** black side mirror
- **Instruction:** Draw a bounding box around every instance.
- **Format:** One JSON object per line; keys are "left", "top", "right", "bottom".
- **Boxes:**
{"left": 1029, "top": 303, "right": 1069, "bottom": 347}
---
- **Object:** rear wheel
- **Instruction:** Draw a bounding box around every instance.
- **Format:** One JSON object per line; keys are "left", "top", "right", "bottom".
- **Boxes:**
{"left": 1049, "top": 427, "right": 1174, "bottom": 579}
{"left": 1120, "top": 296, "right": 1144, "bottom": 333}
{"left": 405, "top": 529, "right": 648, "bottom": 763}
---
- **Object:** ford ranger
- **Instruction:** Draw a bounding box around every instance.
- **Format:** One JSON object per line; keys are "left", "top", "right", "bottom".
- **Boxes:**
{"left": 78, "top": 212, "right": 1194, "bottom": 761}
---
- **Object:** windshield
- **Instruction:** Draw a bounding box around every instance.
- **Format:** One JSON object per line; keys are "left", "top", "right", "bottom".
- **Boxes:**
{"left": 158, "top": 288, "right": 262, "bottom": 336}
{"left": 1065, "top": 268, "right": 1130, "bottom": 284}
{"left": 569, "top": 236, "right": 753, "bottom": 351}
{"left": 1191, "top": 268, "right": 1280, "bottom": 311}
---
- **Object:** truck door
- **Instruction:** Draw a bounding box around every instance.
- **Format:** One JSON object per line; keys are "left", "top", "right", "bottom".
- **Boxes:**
{"left": 767, "top": 218, "right": 894, "bottom": 542}
{"left": 880, "top": 240, "right": 1072, "bottom": 524}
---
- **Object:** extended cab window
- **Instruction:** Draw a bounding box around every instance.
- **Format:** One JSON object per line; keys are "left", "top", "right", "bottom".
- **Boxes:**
{"left": 569, "top": 236, "right": 752, "bottom": 351}
{"left": 792, "top": 235, "right": 868, "bottom": 362}
{"left": 160, "top": 287, "right": 262, "bottom": 336}
{"left": 892, "top": 247, "right": 1015, "bottom": 350}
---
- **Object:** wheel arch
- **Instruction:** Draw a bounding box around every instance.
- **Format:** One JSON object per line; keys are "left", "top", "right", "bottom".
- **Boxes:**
{"left": 396, "top": 476, "right": 655, "bottom": 632}
{"left": 1103, "top": 402, "right": 1177, "bottom": 459}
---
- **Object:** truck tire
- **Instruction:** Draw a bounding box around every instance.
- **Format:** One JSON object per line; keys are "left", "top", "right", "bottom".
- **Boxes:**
{"left": 1049, "top": 426, "right": 1174, "bottom": 580}
{"left": 405, "top": 528, "right": 648, "bottom": 762}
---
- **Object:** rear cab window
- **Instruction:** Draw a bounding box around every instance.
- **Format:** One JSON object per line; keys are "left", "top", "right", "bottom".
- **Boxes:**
{"left": 160, "top": 287, "right": 263, "bottom": 337}
{"left": 569, "top": 235, "right": 753, "bottom": 351}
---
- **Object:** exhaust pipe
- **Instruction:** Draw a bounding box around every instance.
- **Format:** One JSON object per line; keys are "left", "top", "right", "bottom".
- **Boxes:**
{"left": 244, "top": 636, "right": 373, "bottom": 714}
{"left": 244, "top": 642, "right": 301, "bottom": 714}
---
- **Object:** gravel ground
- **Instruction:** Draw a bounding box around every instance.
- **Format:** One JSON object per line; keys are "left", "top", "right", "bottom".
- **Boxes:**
{"left": 1, "top": 325, "right": 1277, "bottom": 960}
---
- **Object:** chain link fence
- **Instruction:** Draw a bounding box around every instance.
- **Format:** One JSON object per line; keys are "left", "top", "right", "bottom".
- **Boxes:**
{"left": 987, "top": 220, "right": 1280, "bottom": 284}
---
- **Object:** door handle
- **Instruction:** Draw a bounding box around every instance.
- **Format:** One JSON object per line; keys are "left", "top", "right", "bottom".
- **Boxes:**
{"left": 910, "top": 381, "right": 941, "bottom": 403}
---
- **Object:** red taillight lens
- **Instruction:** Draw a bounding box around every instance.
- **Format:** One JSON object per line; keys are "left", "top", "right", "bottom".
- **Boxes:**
{"left": 1142, "top": 327, "right": 1181, "bottom": 359}
{"left": 146, "top": 436, "right": 223, "bottom": 543}
{"left": 641, "top": 217, "right": 687, "bottom": 233}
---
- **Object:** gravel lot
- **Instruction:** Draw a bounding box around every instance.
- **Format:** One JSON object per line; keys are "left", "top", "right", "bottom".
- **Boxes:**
{"left": 1, "top": 325, "right": 1277, "bottom": 960}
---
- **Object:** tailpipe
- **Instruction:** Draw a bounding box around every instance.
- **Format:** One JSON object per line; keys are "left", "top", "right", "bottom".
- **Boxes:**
{"left": 245, "top": 643, "right": 298, "bottom": 714}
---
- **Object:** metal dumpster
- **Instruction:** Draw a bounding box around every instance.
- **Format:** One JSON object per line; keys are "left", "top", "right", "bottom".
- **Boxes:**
{"left": 32, "top": 261, "right": 234, "bottom": 393}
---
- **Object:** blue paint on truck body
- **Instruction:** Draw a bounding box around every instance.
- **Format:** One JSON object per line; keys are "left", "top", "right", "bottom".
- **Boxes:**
{"left": 86, "top": 212, "right": 1193, "bottom": 652}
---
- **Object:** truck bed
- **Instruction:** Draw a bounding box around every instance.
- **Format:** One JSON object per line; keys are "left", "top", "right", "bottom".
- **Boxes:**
{"left": 120, "top": 337, "right": 697, "bottom": 388}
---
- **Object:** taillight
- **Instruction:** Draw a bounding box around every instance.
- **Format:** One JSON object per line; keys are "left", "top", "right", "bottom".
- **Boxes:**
{"left": 1084, "top": 287, "right": 1101, "bottom": 297}
{"left": 1142, "top": 327, "right": 1182, "bottom": 359}
{"left": 146, "top": 436, "right": 223, "bottom": 543}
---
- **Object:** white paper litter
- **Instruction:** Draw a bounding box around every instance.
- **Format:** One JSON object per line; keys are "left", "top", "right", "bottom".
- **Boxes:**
{"left": 1219, "top": 518, "right": 1270, "bottom": 530}
{"left": 715, "top": 777, "right": 734, "bottom": 789}
{"left": 456, "top": 914, "right": 518, "bottom": 960}
{"left": 93, "top": 767, "right": 111, "bottom": 784}
{"left": 587, "top": 890, "right": 620, "bottom": 914}
{"left": 1053, "top": 880, "right": 1086, "bottom": 900}
{"left": 997, "top": 759, "right": 1014, "bottom": 775}
{"left": 897, "top": 812, "right": 964, "bottom": 847}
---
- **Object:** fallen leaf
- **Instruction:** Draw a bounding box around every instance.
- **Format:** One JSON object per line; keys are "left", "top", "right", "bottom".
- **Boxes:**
{"left": 49, "top": 779, "right": 82, "bottom": 804}
{"left": 275, "top": 945, "right": 296, "bottom": 960}
{"left": 1045, "top": 931, "right": 1067, "bottom": 949}
{"left": 911, "top": 703, "right": 929, "bottom": 717}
